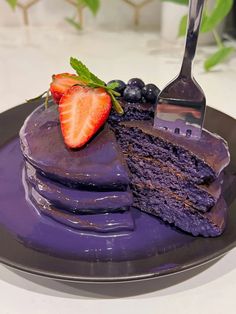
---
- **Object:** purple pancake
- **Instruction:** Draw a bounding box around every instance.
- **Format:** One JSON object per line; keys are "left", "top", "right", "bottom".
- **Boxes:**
{"left": 20, "top": 105, "right": 130, "bottom": 191}
{"left": 136, "top": 193, "right": 227, "bottom": 237}
{"left": 25, "top": 161, "right": 133, "bottom": 214}
{"left": 127, "top": 154, "right": 222, "bottom": 212}
{"left": 24, "top": 179, "right": 135, "bottom": 233}
{"left": 119, "top": 120, "right": 230, "bottom": 184}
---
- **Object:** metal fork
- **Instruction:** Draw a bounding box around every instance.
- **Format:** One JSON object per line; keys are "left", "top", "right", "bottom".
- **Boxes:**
{"left": 154, "top": 0, "right": 206, "bottom": 139}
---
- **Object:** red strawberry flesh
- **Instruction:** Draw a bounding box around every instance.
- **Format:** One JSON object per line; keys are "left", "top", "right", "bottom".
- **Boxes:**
{"left": 50, "top": 73, "right": 81, "bottom": 104}
{"left": 59, "top": 85, "right": 112, "bottom": 148}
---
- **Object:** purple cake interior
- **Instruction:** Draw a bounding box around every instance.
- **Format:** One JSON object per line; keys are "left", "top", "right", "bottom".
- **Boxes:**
{"left": 126, "top": 153, "right": 222, "bottom": 212}
{"left": 112, "top": 120, "right": 229, "bottom": 185}
{"left": 109, "top": 101, "right": 154, "bottom": 125}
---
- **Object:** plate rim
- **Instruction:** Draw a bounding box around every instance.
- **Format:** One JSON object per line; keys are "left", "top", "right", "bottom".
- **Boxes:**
{"left": 0, "top": 244, "right": 233, "bottom": 283}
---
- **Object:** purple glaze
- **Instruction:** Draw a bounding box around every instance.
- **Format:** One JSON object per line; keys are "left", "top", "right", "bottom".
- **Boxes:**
{"left": 25, "top": 162, "right": 133, "bottom": 214}
{"left": 20, "top": 105, "right": 130, "bottom": 191}
{"left": 24, "top": 179, "right": 135, "bottom": 233}
{"left": 0, "top": 138, "right": 196, "bottom": 262}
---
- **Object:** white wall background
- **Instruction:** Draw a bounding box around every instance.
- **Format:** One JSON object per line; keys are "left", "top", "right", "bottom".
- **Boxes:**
{"left": 0, "top": 0, "right": 162, "bottom": 30}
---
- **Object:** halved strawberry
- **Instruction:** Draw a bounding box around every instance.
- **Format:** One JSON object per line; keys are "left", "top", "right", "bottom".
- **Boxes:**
{"left": 59, "top": 85, "right": 112, "bottom": 149}
{"left": 50, "top": 73, "right": 81, "bottom": 104}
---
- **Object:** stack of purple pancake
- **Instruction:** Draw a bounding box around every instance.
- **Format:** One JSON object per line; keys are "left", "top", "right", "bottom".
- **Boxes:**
{"left": 20, "top": 100, "right": 230, "bottom": 237}
{"left": 20, "top": 105, "right": 134, "bottom": 233}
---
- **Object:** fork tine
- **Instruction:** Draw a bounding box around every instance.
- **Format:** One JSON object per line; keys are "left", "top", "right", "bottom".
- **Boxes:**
{"left": 154, "top": 0, "right": 206, "bottom": 139}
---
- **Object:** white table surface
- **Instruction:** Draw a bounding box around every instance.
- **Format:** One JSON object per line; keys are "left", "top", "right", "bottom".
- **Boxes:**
{"left": 0, "top": 26, "right": 236, "bottom": 314}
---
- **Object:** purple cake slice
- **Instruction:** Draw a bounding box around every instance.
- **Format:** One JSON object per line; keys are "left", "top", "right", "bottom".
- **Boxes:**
{"left": 20, "top": 105, "right": 130, "bottom": 191}
{"left": 25, "top": 161, "right": 133, "bottom": 214}
{"left": 113, "top": 120, "right": 230, "bottom": 237}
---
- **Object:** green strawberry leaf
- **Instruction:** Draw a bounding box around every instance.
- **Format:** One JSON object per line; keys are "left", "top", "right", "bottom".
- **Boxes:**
{"left": 77, "top": 0, "right": 100, "bottom": 15}
{"left": 201, "top": 0, "right": 234, "bottom": 33}
{"left": 161, "top": 0, "right": 188, "bottom": 5}
{"left": 107, "top": 82, "right": 119, "bottom": 90}
{"left": 6, "top": 0, "right": 17, "bottom": 9}
{"left": 65, "top": 17, "right": 82, "bottom": 31}
{"left": 204, "top": 46, "right": 235, "bottom": 71}
{"left": 108, "top": 92, "right": 124, "bottom": 114}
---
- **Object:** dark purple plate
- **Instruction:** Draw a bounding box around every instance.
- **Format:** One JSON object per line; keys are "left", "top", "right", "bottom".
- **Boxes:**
{"left": 0, "top": 102, "right": 236, "bottom": 283}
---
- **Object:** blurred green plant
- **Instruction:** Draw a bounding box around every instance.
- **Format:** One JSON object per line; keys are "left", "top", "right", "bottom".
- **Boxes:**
{"left": 66, "top": 0, "right": 100, "bottom": 30}
{"left": 6, "top": 0, "right": 17, "bottom": 9}
{"left": 162, "top": 0, "right": 235, "bottom": 71}
{"left": 5, "top": 0, "right": 100, "bottom": 29}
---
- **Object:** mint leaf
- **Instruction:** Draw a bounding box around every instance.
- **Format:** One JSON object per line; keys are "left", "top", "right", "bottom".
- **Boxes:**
{"left": 90, "top": 73, "right": 105, "bottom": 86}
{"left": 204, "top": 46, "right": 235, "bottom": 71}
{"left": 6, "top": 0, "right": 17, "bottom": 9}
{"left": 201, "top": 0, "right": 233, "bottom": 33}
{"left": 70, "top": 57, "right": 105, "bottom": 86}
{"left": 65, "top": 17, "right": 82, "bottom": 31}
{"left": 77, "top": 0, "right": 100, "bottom": 15}
{"left": 178, "top": 14, "right": 187, "bottom": 37}
{"left": 70, "top": 57, "right": 91, "bottom": 82}
{"left": 161, "top": 0, "right": 188, "bottom": 5}
{"left": 70, "top": 57, "right": 123, "bottom": 114}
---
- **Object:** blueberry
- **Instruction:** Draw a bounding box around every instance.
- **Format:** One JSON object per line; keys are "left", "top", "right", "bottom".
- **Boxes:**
{"left": 107, "top": 80, "right": 126, "bottom": 95}
{"left": 127, "top": 78, "right": 145, "bottom": 89}
{"left": 142, "top": 83, "right": 160, "bottom": 104}
{"left": 123, "top": 86, "right": 142, "bottom": 103}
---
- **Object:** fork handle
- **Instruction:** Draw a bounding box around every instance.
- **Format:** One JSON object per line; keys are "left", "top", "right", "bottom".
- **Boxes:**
{"left": 180, "top": 0, "right": 205, "bottom": 77}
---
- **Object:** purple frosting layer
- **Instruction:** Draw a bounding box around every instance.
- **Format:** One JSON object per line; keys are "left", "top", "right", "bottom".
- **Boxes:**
{"left": 25, "top": 161, "right": 133, "bottom": 214}
{"left": 20, "top": 105, "right": 130, "bottom": 191}
{"left": 24, "top": 178, "right": 135, "bottom": 233}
